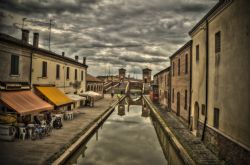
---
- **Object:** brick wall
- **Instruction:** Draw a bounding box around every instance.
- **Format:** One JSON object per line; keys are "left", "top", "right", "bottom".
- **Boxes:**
{"left": 170, "top": 44, "right": 191, "bottom": 122}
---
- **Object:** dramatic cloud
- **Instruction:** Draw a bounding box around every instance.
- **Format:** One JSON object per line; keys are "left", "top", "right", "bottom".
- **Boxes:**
{"left": 0, "top": 0, "right": 217, "bottom": 78}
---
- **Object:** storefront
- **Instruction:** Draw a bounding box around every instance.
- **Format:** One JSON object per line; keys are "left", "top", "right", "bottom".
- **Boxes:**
{"left": 35, "top": 86, "right": 73, "bottom": 110}
{"left": 66, "top": 94, "right": 86, "bottom": 109}
{"left": 0, "top": 90, "right": 53, "bottom": 141}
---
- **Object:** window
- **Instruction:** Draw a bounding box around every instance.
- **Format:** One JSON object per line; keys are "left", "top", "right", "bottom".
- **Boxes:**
{"left": 201, "top": 104, "right": 206, "bottom": 115}
{"left": 172, "top": 89, "right": 174, "bottom": 103}
{"left": 196, "top": 45, "right": 199, "bottom": 61}
{"left": 42, "top": 61, "right": 47, "bottom": 77}
{"left": 178, "top": 59, "right": 180, "bottom": 76}
{"left": 75, "top": 69, "right": 77, "bottom": 80}
{"left": 214, "top": 108, "right": 220, "bottom": 128}
{"left": 215, "top": 31, "right": 221, "bottom": 53}
{"left": 185, "top": 54, "right": 188, "bottom": 74}
{"left": 184, "top": 90, "right": 187, "bottom": 110}
{"left": 172, "top": 62, "right": 175, "bottom": 76}
{"left": 10, "top": 55, "right": 19, "bottom": 75}
{"left": 66, "top": 67, "right": 70, "bottom": 79}
{"left": 81, "top": 70, "right": 84, "bottom": 81}
{"left": 56, "top": 64, "right": 60, "bottom": 79}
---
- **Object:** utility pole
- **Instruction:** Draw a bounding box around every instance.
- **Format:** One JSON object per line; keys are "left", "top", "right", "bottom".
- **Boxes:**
{"left": 48, "top": 19, "right": 52, "bottom": 51}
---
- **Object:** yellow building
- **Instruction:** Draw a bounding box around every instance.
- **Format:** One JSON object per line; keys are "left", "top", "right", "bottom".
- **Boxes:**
{"left": 30, "top": 32, "right": 88, "bottom": 110}
{"left": 189, "top": 0, "right": 250, "bottom": 163}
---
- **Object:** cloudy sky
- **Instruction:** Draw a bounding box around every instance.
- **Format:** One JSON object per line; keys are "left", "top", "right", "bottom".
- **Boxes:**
{"left": 0, "top": 0, "right": 217, "bottom": 78}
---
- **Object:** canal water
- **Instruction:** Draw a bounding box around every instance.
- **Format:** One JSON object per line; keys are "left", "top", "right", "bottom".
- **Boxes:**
{"left": 66, "top": 97, "right": 168, "bottom": 165}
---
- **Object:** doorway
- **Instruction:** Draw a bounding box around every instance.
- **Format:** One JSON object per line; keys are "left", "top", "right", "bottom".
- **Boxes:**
{"left": 177, "top": 92, "right": 180, "bottom": 116}
{"left": 193, "top": 102, "right": 199, "bottom": 130}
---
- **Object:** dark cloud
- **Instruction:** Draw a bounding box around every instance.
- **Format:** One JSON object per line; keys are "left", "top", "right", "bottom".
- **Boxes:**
{"left": 0, "top": 0, "right": 217, "bottom": 77}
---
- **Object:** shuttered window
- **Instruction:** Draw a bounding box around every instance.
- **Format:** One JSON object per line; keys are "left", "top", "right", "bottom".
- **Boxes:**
{"left": 56, "top": 64, "right": 60, "bottom": 79}
{"left": 215, "top": 31, "right": 221, "bottom": 53}
{"left": 10, "top": 55, "right": 19, "bottom": 75}
{"left": 214, "top": 108, "right": 220, "bottom": 128}
{"left": 172, "top": 62, "right": 175, "bottom": 76}
{"left": 75, "top": 69, "right": 78, "bottom": 80}
{"left": 185, "top": 53, "right": 188, "bottom": 74}
{"left": 202, "top": 104, "right": 206, "bottom": 115}
{"left": 196, "top": 45, "right": 199, "bottom": 61}
{"left": 178, "top": 59, "right": 180, "bottom": 76}
{"left": 42, "top": 61, "right": 47, "bottom": 77}
{"left": 66, "top": 67, "right": 70, "bottom": 79}
{"left": 172, "top": 89, "right": 174, "bottom": 103}
{"left": 184, "top": 90, "right": 187, "bottom": 110}
{"left": 81, "top": 70, "right": 84, "bottom": 80}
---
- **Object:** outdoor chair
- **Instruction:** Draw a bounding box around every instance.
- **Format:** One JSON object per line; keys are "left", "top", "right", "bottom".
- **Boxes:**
{"left": 19, "top": 127, "right": 26, "bottom": 140}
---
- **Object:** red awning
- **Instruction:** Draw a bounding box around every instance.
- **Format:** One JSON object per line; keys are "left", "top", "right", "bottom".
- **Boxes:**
{"left": 0, "top": 90, "right": 53, "bottom": 115}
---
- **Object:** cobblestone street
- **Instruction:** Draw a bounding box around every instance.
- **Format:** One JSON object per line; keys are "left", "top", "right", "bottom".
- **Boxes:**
{"left": 0, "top": 95, "right": 117, "bottom": 165}
{"left": 153, "top": 103, "right": 221, "bottom": 165}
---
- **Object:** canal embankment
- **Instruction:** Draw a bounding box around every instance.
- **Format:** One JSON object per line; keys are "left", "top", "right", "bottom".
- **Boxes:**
{"left": 52, "top": 95, "right": 126, "bottom": 165}
{"left": 143, "top": 95, "right": 221, "bottom": 165}
{"left": 0, "top": 94, "right": 123, "bottom": 165}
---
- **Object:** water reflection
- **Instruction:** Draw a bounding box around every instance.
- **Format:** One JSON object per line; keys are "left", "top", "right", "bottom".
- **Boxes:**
{"left": 118, "top": 104, "right": 125, "bottom": 116}
{"left": 66, "top": 96, "right": 167, "bottom": 165}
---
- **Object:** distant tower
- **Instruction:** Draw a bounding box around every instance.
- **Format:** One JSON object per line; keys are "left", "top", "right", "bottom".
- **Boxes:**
{"left": 142, "top": 68, "right": 152, "bottom": 84}
{"left": 119, "top": 68, "right": 126, "bottom": 82}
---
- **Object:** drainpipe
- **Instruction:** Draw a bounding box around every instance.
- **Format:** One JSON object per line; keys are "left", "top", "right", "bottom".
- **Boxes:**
{"left": 188, "top": 41, "right": 192, "bottom": 126}
{"left": 202, "top": 20, "right": 209, "bottom": 141}
{"left": 169, "top": 63, "right": 172, "bottom": 111}
{"left": 29, "top": 49, "right": 33, "bottom": 88}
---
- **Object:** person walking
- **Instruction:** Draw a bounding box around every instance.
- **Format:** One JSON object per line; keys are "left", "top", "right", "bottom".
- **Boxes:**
{"left": 111, "top": 89, "right": 115, "bottom": 98}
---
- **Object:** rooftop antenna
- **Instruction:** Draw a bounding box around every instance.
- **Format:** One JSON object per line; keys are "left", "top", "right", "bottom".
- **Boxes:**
{"left": 48, "top": 19, "right": 53, "bottom": 51}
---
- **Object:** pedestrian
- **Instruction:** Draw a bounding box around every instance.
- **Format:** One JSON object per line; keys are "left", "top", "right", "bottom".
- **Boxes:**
{"left": 111, "top": 89, "right": 114, "bottom": 98}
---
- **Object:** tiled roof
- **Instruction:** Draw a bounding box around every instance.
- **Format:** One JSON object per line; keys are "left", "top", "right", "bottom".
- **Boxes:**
{"left": 143, "top": 68, "right": 152, "bottom": 71}
{"left": 169, "top": 40, "right": 192, "bottom": 59}
{"left": 0, "top": 32, "right": 88, "bottom": 68}
{"left": 189, "top": 0, "right": 233, "bottom": 35}
{"left": 154, "top": 67, "right": 170, "bottom": 77}
{"left": 86, "top": 74, "right": 103, "bottom": 82}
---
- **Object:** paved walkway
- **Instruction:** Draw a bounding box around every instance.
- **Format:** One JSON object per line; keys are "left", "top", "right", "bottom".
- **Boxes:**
{"left": 0, "top": 95, "right": 117, "bottom": 165}
{"left": 153, "top": 102, "right": 221, "bottom": 165}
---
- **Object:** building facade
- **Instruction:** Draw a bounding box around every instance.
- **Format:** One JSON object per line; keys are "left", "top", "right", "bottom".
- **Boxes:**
{"left": 86, "top": 74, "right": 104, "bottom": 97}
{"left": 0, "top": 31, "right": 53, "bottom": 121}
{"left": 142, "top": 68, "right": 152, "bottom": 84}
{"left": 154, "top": 67, "right": 171, "bottom": 109}
{"left": 0, "top": 31, "right": 32, "bottom": 90}
{"left": 170, "top": 41, "right": 192, "bottom": 123}
{"left": 118, "top": 68, "right": 126, "bottom": 82}
{"left": 31, "top": 33, "right": 87, "bottom": 94}
{"left": 189, "top": 0, "right": 250, "bottom": 163}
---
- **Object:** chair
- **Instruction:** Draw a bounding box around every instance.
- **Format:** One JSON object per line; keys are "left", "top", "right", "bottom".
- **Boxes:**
{"left": 68, "top": 111, "right": 74, "bottom": 120}
{"left": 27, "top": 124, "right": 34, "bottom": 139}
{"left": 19, "top": 127, "right": 26, "bottom": 140}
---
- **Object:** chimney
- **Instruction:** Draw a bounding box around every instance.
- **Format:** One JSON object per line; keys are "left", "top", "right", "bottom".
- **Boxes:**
{"left": 75, "top": 55, "right": 79, "bottom": 61}
{"left": 83, "top": 57, "right": 86, "bottom": 65}
{"left": 22, "top": 29, "right": 29, "bottom": 43}
{"left": 62, "top": 52, "right": 65, "bottom": 57}
{"left": 33, "top": 32, "right": 39, "bottom": 47}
